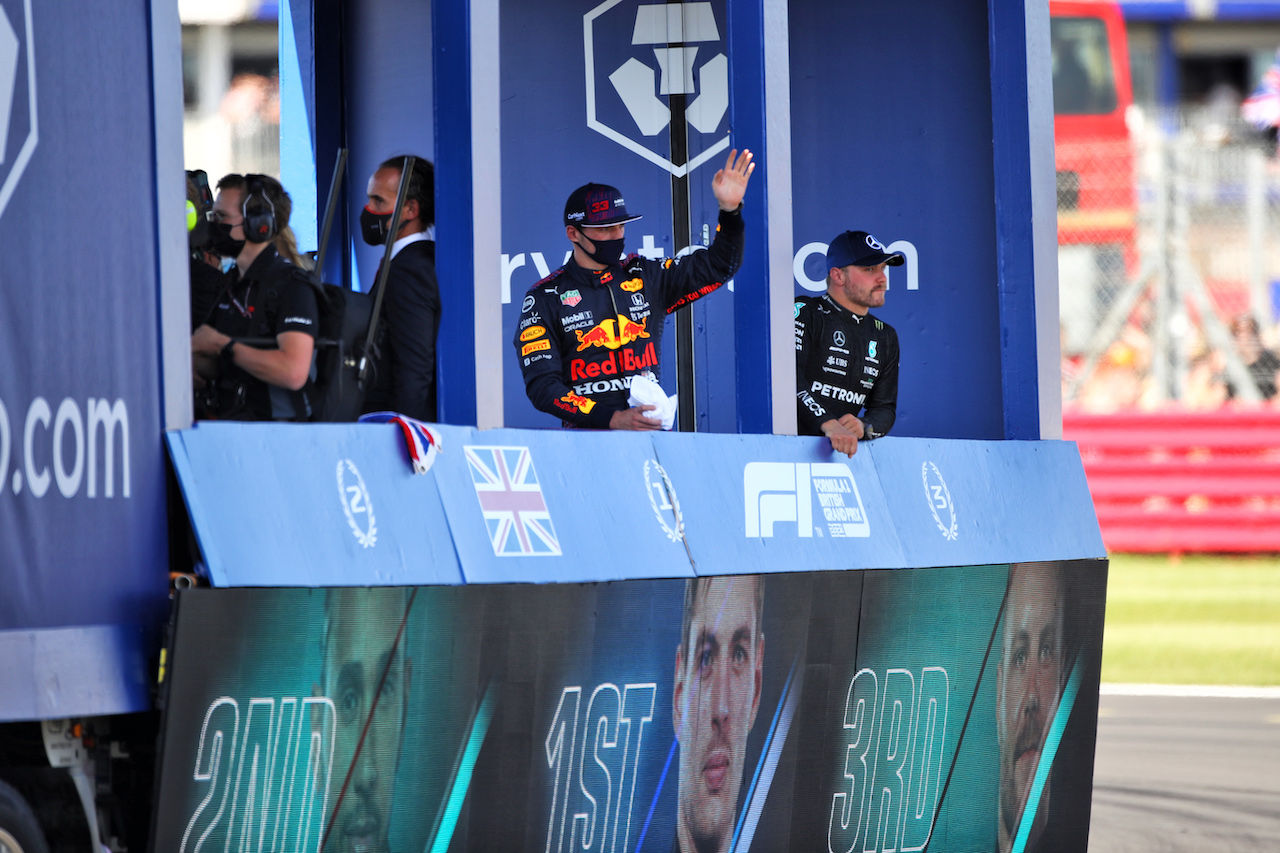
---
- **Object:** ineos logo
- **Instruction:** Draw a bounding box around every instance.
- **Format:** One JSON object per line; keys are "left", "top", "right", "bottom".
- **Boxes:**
{"left": 337, "top": 459, "right": 377, "bottom": 548}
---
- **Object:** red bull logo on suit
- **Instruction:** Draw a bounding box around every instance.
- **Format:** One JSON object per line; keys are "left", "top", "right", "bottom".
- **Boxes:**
{"left": 575, "top": 315, "right": 649, "bottom": 351}
{"left": 569, "top": 343, "right": 658, "bottom": 382}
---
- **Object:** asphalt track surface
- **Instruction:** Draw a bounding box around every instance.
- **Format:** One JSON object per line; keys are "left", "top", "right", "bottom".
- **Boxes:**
{"left": 1088, "top": 686, "right": 1280, "bottom": 852}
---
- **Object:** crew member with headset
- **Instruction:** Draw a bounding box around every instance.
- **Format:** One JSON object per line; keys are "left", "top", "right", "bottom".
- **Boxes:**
{"left": 191, "top": 174, "right": 320, "bottom": 420}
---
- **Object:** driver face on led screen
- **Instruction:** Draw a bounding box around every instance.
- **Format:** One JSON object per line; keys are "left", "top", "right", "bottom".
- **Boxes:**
{"left": 997, "top": 563, "right": 1064, "bottom": 853}
{"left": 323, "top": 588, "right": 409, "bottom": 853}
{"left": 673, "top": 576, "right": 764, "bottom": 853}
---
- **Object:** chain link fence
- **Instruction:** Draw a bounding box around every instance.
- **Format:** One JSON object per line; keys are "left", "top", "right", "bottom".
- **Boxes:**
{"left": 1060, "top": 108, "right": 1280, "bottom": 411}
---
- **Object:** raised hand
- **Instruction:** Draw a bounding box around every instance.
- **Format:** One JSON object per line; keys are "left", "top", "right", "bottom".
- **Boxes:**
{"left": 712, "top": 148, "right": 755, "bottom": 212}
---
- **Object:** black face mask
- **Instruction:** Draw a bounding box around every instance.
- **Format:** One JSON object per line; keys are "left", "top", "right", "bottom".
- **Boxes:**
{"left": 360, "top": 207, "right": 393, "bottom": 246}
{"left": 210, "top": 221, "right": 245, "bottom": 259}
{"left": 574, "top": 229, "right": 625, "bottom": 267}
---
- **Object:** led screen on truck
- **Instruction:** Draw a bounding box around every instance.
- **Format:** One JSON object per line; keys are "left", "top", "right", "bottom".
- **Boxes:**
{"left": 152, "top": 562, "right": 1106, "bottom": 853}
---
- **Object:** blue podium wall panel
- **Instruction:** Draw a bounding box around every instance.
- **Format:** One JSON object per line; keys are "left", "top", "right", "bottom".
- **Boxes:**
{"left": 788, "top": 2, "right": 1005, "bottom": 441}
{"left": 168, "top": 424, "right": 463, "bottom": 587}
{"left": 869, "top": 437, "right": 1102, "bottom": 569}
{"left": 168, "top": 424, "right": 1104, "bottom": 587}
{"left": 431, "top": 428, "right": 697, "bottom": 583}
{"left": 650, "top": 432, "right": 908, "bottom": 573}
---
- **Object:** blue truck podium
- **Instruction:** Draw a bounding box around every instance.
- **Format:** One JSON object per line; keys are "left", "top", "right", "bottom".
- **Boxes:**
{"left": 0, "top": 2, "right": 1100, "bottom": 852}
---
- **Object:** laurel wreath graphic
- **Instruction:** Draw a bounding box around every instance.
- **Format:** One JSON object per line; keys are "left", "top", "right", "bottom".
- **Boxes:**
{"left": 644, "top": 460, "right": 685, "bottom": 543}
{"left": 921, "top": 461, "right": 958, "bottom": 541}
{"left": 338, "top": 459, "right": 378, "bottom": 548}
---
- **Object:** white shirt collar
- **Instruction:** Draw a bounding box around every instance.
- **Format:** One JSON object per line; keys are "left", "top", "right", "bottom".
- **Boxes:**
{"left": 390, "top": 227, "right": 432, "bottom": 260}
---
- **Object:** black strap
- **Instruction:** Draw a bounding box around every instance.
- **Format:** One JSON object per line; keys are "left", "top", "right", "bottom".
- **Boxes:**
{"left": 359, "top": 156, "right": 416, "bottom": 386}
{"left": 197, "top": 269, "right": 237, "bottom": 329}
{"left": 312, "top": 149, "right": 347, "bottom": 287}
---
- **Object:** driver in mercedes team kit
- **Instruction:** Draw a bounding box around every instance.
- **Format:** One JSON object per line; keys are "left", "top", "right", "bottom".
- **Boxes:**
{"left": 795, "top": 230, "right": 902, "bottom": 456}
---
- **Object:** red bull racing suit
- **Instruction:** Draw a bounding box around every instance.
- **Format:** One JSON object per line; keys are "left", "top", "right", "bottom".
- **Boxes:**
{"left": 794, "top": 294, "right": 899, "bottom": 439}
{"left": 516, "top": 208, "right": 744, "bottom": 428}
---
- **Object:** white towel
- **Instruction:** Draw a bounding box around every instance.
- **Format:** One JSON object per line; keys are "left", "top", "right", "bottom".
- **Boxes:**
{"left": 627, "top": 374, "right": 678, "bottom": 430}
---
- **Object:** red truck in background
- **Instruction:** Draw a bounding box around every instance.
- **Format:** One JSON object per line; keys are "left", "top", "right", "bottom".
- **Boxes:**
{"left": 1052, "top": 0, "right": 1136, "bottom": 249}
{"left": 1051, "top": 0, "right": 1137, "bottom": 356}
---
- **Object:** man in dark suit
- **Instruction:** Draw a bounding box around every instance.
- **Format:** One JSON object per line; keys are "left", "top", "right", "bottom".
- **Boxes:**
{"left": 360, "top": 155, "right": 441, "bottom": 422}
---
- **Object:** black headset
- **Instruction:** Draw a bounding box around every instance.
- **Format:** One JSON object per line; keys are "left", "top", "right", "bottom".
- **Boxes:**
{"left": 186, "top": 169, "right": 214, "bottom": 249}
{"left": 242, "top": 176, "right": 278, "bottom": 244}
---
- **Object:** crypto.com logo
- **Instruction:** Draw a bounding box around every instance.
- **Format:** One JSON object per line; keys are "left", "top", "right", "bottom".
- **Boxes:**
{"left": 0, "top": 0, "right": 36, "bottom": 221}
{"left": 585, "top": 0, "right": 729, "bottom": 177}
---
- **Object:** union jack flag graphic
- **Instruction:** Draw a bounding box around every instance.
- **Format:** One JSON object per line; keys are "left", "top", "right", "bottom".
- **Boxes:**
{"left": 464, "top": 446, "right": 562, "bottom": 556}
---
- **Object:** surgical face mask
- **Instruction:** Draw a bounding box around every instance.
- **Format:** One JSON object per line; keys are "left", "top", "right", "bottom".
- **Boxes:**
{"left": 210, "top": 221, "right": 245, "bottom": 259}
{"left": 574, "top": 229, "right": 625, "bottom": 267}
{"left": 360, "top": 206, "right": 392, "bottom": 246}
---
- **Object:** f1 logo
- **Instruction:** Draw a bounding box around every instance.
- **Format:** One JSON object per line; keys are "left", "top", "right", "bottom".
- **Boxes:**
{"left": 0, "top": 0, "right": 36, "bottom": 221}
{"left": 584, "top": 0, "right": 730, "bottom": 177}
{"left": 744, "top": 462, "right": 870, "bottom": 539}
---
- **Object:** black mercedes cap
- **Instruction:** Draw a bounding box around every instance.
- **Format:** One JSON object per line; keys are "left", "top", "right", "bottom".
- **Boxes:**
{"left": 826, "top": 231, "right": 906, "bottom": 269}
{"left": 564, "top": 183, "right": 643, "bottom": 228}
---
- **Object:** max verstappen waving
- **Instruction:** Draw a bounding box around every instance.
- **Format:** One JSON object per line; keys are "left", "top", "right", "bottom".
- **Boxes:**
{"left": 515, "top": 149, "right": 754, "bottom": 429}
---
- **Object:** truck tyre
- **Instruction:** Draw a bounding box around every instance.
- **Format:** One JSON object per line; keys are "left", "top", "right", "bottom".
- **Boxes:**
{"left": 0, "top": 780, "right": 49, "bottom": 853}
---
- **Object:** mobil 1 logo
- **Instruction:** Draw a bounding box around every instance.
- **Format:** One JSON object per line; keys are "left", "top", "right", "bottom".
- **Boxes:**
{"left": 0, "top": 0, "right": 36, "bottom": 220}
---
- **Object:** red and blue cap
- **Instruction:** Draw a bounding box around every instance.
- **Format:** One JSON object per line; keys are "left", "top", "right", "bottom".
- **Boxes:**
{"left": 564, "top": 183, "right": 643, "bottom": 228}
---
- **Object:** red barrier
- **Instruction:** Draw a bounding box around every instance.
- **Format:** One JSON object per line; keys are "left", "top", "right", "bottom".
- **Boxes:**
{"left": 1063, "top": 408, "right": 1280, "bottom": 553}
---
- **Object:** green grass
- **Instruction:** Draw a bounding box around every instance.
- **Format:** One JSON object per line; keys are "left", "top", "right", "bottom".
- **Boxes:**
{"left": 1101, "top": 553, "right": 1280, "bottom": 686}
